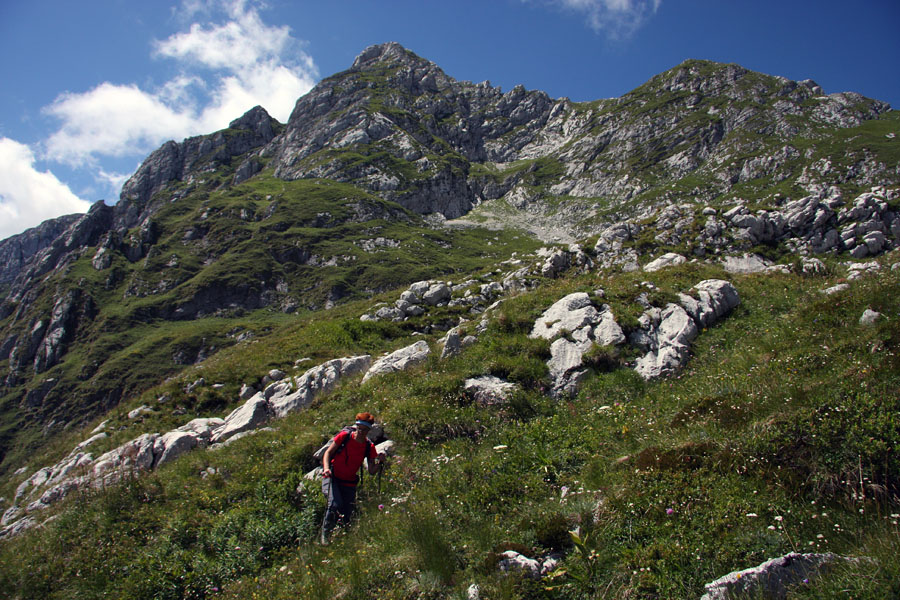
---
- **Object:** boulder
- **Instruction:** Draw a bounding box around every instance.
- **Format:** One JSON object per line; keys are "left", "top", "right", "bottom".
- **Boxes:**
{"left": 127, "top": 405, "right": 152, "bottom": 420}
{"left": 210, "top": 395, "right": 271, "bottom": 444}
{"left": 822, "top": 283, "right": 850, "bottom": 295}
{"left": 548, "top": 338, "right": 591, "bottom": 396}
{"left": 801, "top": 257, "right": 827, "bottom": 275}
{"left": 422, "top": 283, "right": 451, "bottom": 306}
{"left": 498, "top": 550, "right": 559, "bottom": 580}
{"left": 592, "top": 308, "right": 626, "bottom": 346}
{"left": 721, "top": 253, "right": 772, "bottom": 274}
{"left": 153, "top": 431, "right": 199, "bottom": 468}
{"left": 440, "top": 328, "right": 462, "bottom": 359}
{"left": 271, "top": 356, "right": 371, "bottom": 418}
{"left": 92, "top": 433, "right": 159, "bottom": 478}
{"left": 678, "top": 280, "right": 740, "bottom": 329}
{"left": 529, "top": 293, "right": 597, "bottom": 340}
{"left": 463, "top": 376, "right": 518, "bottom": 406}
{"left": 176, "top": 418, "right": 225, "bottom": 442}
{"left": 643, "top": 252, "right": 687, "bottom": 272}
{"left": 362, "top": 341, "right": 430, "bottom": 383}
{"left": 701, "top": 552, "right": 854, "bottom": 600}
{"left": 541, "top": 248, "right": 570, "bottom": 278}
{"left": 859, "top": 309, "right": 882, "bottom": 326}
{"left": 634, "top": 304, "right": 698, "bottom": 379}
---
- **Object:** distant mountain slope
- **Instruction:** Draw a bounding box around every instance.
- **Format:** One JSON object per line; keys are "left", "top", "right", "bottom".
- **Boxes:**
{"left": 0, "top": 42, "right": 897, "bottom": 465}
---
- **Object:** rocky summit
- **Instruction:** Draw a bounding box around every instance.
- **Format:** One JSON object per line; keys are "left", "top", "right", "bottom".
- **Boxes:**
{"left": 0, "top": 42, "right": 899, "bottom": 599}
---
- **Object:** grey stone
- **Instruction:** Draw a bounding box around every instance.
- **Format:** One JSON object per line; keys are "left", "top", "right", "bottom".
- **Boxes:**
{"left": 822, "top": 283, "right": 850, "bottom": 295}
{"left": 464, "top": 376, "right": 518, "bottom": 406}
{"left": 422, "top": 283, "right": 451, "bottom": 306}
{"left": 153, "top": 431, "right": 199, "bottom": 468}
{"left": 859, "top": 309, "right": 882, "bottom": 325}
{"left": 498, "top": 550, "right": 559, "bottom": 580}
{"left": 440, "top": 328, "right": 462, "bottom": 359}
{"left": 722, "top": 254, "right": 772, "bottom": 274}
{"left": 548, "top": 338, "right": 591, "bottom": 396}
{"left": 634, "top": 304, "right": 698, "bottom": 379}
{"left": 530, "top": 293, "right": 597, "bottom": 340}
{"left": 678, "top": 280, "right": 740, "bottom": 329}
{"left": 175, "top": 418, "right": 224, "bottom": 442}
{"left": 271, "top": 356, "right": 371, "bottom": 418}
{"left": 210, "top": 396, "right": 271, "bottom": 444}
{"left": 127, "top": 405, "right": 152, "bottom": 420}
{"left": 592, "top": 308, "right": 626, "bottom": 346}
{"left": 701, "top": 553, "right": 852, "bottom": 600}
{"left": 643, "top": 252, "right": 687, "bottom": 272}
{"left": 362, "top": 341, "right": 430, "bottom": 383}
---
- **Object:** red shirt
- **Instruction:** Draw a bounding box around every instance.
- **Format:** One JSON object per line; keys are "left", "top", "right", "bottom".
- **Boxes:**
{"left": 329, "top": 430, "right": 376, "bottom": 484}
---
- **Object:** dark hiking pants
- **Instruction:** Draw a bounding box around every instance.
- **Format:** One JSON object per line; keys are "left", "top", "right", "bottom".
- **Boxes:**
{"left": 321, "top": 477, "right": 357, "bottom": 540}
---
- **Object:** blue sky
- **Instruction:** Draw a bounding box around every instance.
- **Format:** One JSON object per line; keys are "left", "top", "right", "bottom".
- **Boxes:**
{"left": 1, "top": 0, "right": 898, "bottom": 240}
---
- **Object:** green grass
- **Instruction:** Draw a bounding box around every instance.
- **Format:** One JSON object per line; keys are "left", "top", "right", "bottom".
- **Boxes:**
{"left": 2, "top": 253, "right": 898, "bottom": 599}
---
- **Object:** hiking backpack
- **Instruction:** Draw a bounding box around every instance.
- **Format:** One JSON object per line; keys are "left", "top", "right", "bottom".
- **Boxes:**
{"left": 313, "top": 425, "right": 375, "bottom": 466}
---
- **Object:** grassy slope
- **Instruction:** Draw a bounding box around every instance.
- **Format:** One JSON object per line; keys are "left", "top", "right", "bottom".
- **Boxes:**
{"left": 1, "top": 252, "right": 898, "bottom": 599}
{"left": 0, "top": 172, "right": 539, "bottom": 471}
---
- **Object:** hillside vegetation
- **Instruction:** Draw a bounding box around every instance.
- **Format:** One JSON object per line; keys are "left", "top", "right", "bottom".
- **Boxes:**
{"left": 0, "top": 43, "right": 899, "bottom": 599}
{"left": 1, "top": 251, "right": 899, "bottom": 599}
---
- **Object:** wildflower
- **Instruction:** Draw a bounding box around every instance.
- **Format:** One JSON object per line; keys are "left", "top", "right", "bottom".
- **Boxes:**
{"left": 746, "top": 513, "right": 758, "bottom": 518}
{"left": 378, "top": 504, "right": 384, "bottom": 511}
{"left": 774, "top": 515, "right": 783, "bottom": 522}
{"left": 666, "top": 508, "right": 674, "bottom": 515}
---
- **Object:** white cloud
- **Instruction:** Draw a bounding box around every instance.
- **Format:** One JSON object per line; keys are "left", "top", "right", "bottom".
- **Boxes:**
{"left": 0, "top": 138, "right": 91, "bottom": 240}
{"left": 42, "top": 0, "right": 317, "bottom": 170}
{"left": 549, "top": 0, "right": 661, "bottom": 39}
{"left": 44, "top": 82, "right": 198, "bottom": 166}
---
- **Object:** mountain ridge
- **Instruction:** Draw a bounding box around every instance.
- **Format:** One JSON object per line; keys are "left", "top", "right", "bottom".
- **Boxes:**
{"left": 1, "top": 42, "right": 899, "bottom": 599}
{"left": 0, "top": 40, "right": 897, "bottom": 458}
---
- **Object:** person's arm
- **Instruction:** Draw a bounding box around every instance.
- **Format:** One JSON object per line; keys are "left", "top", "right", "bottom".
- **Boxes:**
{"left": 367, "top": 446, "right": 385, "bottom": 475}
{"left": 321, "top": 439, "right": 339, "bottom": 478}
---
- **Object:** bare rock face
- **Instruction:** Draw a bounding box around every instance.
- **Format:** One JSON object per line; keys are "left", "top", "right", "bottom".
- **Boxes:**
{"left": 632, "top": 304, "right": 698, "bottom": 379}
{"left": 117, "top": 105, "right": 279, "bottom": 229}
{"left": 362, "top": 341, "right": 430, "bottom": 383}
{"left": 701, "top": 552, "right": 858, "bottom": 600}
{"left": 464, "top": 376, "right": 518, "bottom": 406}
{"left": 0, "top": 214, "right": 81, "bottom": 287}
{"left": 210, "top": 395, "right": 272, "bottom": 445}
{"left": 270, "top": 356, "right": 372, "bottom": 418}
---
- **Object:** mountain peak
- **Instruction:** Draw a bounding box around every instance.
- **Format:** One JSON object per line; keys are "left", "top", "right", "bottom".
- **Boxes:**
{"left": 350, "top": 42, "right": 429, "bottom": 71}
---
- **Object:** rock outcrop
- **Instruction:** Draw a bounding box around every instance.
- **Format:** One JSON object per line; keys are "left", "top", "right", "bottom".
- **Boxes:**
{"left": 701, "top": 552, "right": 862, "bottom": 600}
{"left": 1, "top": 353, "right": 373, "bottom": 538}
{"left": 362, "top": 341, "right": 430, "bottom": 383}
{"left": 528, "top": 280, "right": 739, "bottom": 395}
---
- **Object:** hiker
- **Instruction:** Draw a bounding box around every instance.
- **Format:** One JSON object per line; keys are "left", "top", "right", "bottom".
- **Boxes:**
{"left": 320, "top": 412, "right": 384, "bottom": 542}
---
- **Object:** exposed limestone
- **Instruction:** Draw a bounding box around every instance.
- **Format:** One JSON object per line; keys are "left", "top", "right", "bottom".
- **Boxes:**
{"left": 701, "top": 552, "right": 860, "bottom": 600}
{"left": 643, "top": 252, "right": 687, "bottom": 272}
{"left": 721, "top": 253, "right": 772, "bottom": 274}
{"left": 270, "top": 356, "right": 372, "bottom": 418}
{"left": 632, "top": 304, "right": 698, "bottom": 379}
{"left": 463, "top": 376, "right": 519, "bottom": 406}
{"left": 2, "top": 352, "right": 382, "bottom": 537}
{"left": 859, "top": 309, "right": 882, "bottom": 325}
{"left": 362, "top": 341, "right": 430, "bottom": 383}
{"left": 529, "top": 279, "right": 738, "bottom": 392}
{"left": 497, "top": 550, "right": 559, "bottom": 579}
{"left": 210, "top": 395, "right": 272, "bottom": 444}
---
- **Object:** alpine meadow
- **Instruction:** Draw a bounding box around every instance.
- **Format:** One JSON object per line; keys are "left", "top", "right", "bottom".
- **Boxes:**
{"left": 1, "top": 42, "right": 899, "bottom": 599}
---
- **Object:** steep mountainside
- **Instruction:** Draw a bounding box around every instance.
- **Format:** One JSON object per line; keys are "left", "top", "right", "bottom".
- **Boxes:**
{"left": 1, "top": 42, "right": 899, "bottom": 600}
{"left": 0, "top": 42, "right": 897, "bottom": 463}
